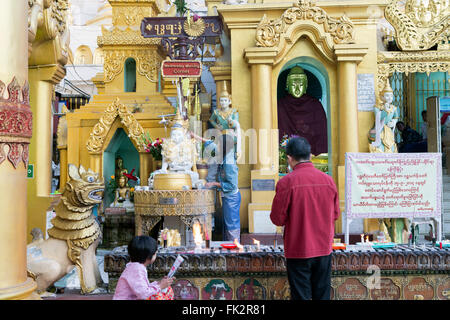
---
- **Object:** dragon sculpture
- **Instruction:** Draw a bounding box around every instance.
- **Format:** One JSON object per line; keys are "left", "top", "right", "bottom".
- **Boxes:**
{"left": 27, "top": 164, "right": 105, "bottom": 294}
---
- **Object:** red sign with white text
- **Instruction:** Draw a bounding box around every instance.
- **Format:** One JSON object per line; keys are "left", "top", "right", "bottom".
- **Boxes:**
{"left": 161, "top": 60, "right": 202, "bottom": 78}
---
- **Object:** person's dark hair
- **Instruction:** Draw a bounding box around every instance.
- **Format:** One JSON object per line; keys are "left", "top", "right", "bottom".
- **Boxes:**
{"left": 286, "top": 137, "right": 311, "bottom": 161}
{"left": 128, "top": 235, "right": 157, "bottom": 263}
{"left": 421, "top": 110, "right": 427, "bottom": 116}
{"left": 396, "top": 121, "right": 405, "bottom": 130}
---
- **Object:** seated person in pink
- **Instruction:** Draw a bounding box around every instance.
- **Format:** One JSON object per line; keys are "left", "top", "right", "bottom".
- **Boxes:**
{"left": 113, "top": 236, "right": 174, "bottom": 300}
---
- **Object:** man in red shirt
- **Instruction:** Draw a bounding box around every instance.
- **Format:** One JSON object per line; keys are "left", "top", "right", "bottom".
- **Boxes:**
{"left": 270, "top": 137, "right": 340, "bottom": 300}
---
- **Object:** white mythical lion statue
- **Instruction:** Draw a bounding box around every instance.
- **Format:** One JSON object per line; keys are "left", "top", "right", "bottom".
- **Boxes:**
{"left": 27, "top": 164, "right": 105, "bottom": 295}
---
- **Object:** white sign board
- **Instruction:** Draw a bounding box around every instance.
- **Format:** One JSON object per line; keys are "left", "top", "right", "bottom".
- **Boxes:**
{"left": 344, "top": 153, "right": 442, "bottom": 243}
{"left": 357, "top": 74, "right": 376, "bottom": 112}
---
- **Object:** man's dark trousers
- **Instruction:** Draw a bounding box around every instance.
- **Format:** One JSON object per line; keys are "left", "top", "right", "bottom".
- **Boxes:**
{"left": 286, "top": 254, "right": 332, "bottom": 300}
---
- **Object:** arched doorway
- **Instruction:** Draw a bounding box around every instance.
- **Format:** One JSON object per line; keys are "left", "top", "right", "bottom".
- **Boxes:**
{"left": 124, "top": 58, "right": 136, "bottom": 92}
{"left": 277, "top": 56, "right": 332, "bottom": 173}
{"left": 103, "top": 128, "right": 140, "bottom": 207}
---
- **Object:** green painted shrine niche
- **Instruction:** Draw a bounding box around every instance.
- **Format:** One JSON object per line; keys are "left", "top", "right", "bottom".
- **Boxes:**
{"left": 103, "top": 128, "right": 140, "bottom": 207}
{"left": 277, "top": 56, "right": 332, "bottom": 174}
{"left": 124, "top": 57, "right": 136, "bottom": 93}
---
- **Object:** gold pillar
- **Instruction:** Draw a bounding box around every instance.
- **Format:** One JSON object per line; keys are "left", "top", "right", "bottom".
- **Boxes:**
{"left": 139, "top": 152, "right": 152, "bottom": 186}
{"left": 244, "top": 48, "right": 278, "bottom": 171}
{"left": 337, "top": 61, "right": 359, "bottom": 165}
{"left": 210, "top": 64, "right": 231, "bottom": 99}
{"left": 0, "top": 0, "right": 37, "bottom": 300}
{"left": 58, "top": 146, "right": 67, "bottom": 192}
{"left": 334, "top": 44, "right": 368, "bottom": 233}
{"left": 244, "top": 48, "right": 279, "bottom": 234}
{"left": 27, "top": 65, "right": 65, "bottom": 242}
{"left": 28, "top": 75, "right": 54, "bottom": 196}
{"left": 89, "top": 153, "right": 102, "bottom": 177}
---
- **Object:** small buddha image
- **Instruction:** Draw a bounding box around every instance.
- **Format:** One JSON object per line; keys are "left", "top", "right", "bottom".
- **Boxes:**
{"left": 115, "top": 156, "right": 128, "bottom": 180}
{"left": 110, "top": 174, "right": 134, "bottom": 212}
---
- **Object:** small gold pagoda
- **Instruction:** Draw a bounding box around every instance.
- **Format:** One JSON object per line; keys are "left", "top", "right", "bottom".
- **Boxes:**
{"left": 62, "top": 0, "right": 176, "bottom": 190}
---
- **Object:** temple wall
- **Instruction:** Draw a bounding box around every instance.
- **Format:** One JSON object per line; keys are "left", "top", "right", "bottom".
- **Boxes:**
{"left": 220, "top": 1, "right": 383, "bottom": 233}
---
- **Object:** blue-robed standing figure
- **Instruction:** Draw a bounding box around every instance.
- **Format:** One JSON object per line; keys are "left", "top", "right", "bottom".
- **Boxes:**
{"left": 205, "top": 134, "right": 241, "bottom": 242}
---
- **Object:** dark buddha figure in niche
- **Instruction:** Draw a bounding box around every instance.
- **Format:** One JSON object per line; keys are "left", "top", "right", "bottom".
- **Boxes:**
{"left": 277, "top": 66, "right": 328, "bottom": 156}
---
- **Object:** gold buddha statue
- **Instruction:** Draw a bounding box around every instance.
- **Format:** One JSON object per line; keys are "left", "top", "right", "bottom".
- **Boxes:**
{"left": 115, "top": 156, "right": 128, "bottom": 181}
{"left": 110, "top": 174, "right": 134, "bottom": 212}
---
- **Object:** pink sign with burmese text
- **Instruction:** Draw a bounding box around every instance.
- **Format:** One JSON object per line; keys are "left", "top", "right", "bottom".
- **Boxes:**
{"left": 345, "top": 153, "right": 442, "bottom": 219}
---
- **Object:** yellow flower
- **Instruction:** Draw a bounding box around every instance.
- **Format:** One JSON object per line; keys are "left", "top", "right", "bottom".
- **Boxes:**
{"left": 130, "top": 187, "right": 135, "bottom": 192}
{"left": 111, "top": 175, "right": 115, "bottom": 179}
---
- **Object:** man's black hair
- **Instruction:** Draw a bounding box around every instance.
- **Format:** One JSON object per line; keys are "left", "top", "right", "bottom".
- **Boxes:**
{"left": 128, "top": 235, "right": 157, "bottom": 263}
{"left": 286, "top": 137, "right": 311, "bottom": 161}
{"left": 421, "top": 110, "right": 427, "bottom": 116}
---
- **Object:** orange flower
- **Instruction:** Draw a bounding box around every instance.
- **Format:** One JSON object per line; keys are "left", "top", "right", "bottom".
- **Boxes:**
{"left": 111, "top": 175, "right": 115, "bottom": 179}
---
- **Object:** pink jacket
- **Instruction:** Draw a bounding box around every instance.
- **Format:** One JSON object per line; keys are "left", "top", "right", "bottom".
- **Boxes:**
{"left": 113, "top": 262, "right": 161, "bottom": 300}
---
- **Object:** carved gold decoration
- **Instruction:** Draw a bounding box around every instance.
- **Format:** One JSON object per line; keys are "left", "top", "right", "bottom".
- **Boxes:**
{"left": 56, "top": 105, "right": 68, "bottom": 148}
{"left": 112, "top": 7, "right": 148, "bottom": 26}
{"left": 28, "top": 0, "right": 70, "bottom": 63}
{"left": 385, "top": 0, "right": 449, "bottom": 51}
{"left": 102, "top": 48, "right": 161, "bottom": 83}
{"left": 184, "top": 16, "right": 206, "bottom": 37}
{"left": 28, "top": 0, "right": 44, "bottom": 55}
{"left": 377, "top": 51, "right": 450, "bottom": 94}
{"left": 135, "top": 215, "right": 162, "bottom": 236}
{"left": 255, "top": 0, "right": 354, "bottom": 48}
{"left": 98, "top": 26, "right": 162, "bottom": 46}
{"left": 134, "top": 189, "right": 215, "bottom": 216}
{"left": 86, "top": 99, "right": 146, "bottom": 154}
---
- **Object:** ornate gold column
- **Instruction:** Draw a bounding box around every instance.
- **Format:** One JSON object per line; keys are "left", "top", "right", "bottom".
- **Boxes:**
{"left": 210, "top": 63, "right": 231, "bottom": 100}
{"left": 244, "top": 48, "right": 278, "bottom": 171}
{"left": 244, "top": 47, "right": 280, "bottom": 234}
{"left": 0, "top": 0, "right": 37, "bottom": 300}
{"left": 27, "top": 0, "right": 69, "bottom": 242}
{"left": 58, "top": 146, "right": 67, "bottom": 191}
{"left": 89, "top": 153, "right": 102, "bottom": 177}
{"left": 334, "top": 44, "right": 368, "bottom": 234}
{"left": 139, "top": 152, "right": 152, "bottom": 186}
{"left": 335, "top": 44, "right": 368, "bottom": 165}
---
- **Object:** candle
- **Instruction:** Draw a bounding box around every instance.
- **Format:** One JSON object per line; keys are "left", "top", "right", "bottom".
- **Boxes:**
{"left": 365, "top": 235, "right": 369, "bottom": 243}
{"left": 253, "top": 238, "right": 261, "bottom": 251}
{"left": 234, "top": 238, "right": 244, "bottom": 251}
{"left": 204, "top": 224, "right": 210, "bottom": 241}
{"left": 361, "top": 234, "right": 364, "bottom": 243}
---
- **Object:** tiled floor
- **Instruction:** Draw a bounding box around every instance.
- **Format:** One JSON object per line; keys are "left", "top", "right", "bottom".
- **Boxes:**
{"left": 42, "top": 289, "right": 113, "bottom": 300}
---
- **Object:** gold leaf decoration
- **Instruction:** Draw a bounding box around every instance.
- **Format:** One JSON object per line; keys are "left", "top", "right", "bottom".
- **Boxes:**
{"left": 385, "top": 0, "right": 449, "bottom": 51}
{"left": 255, "top": 0, "right": 355, "bottom": 48}
{"left": 86, "top": 99, "right": 145, "bottom": 153}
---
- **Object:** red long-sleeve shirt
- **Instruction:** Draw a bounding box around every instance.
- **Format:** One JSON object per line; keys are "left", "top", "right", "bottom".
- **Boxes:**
{"left": 270, "top": 162, "right": 340, "bottom": 259}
